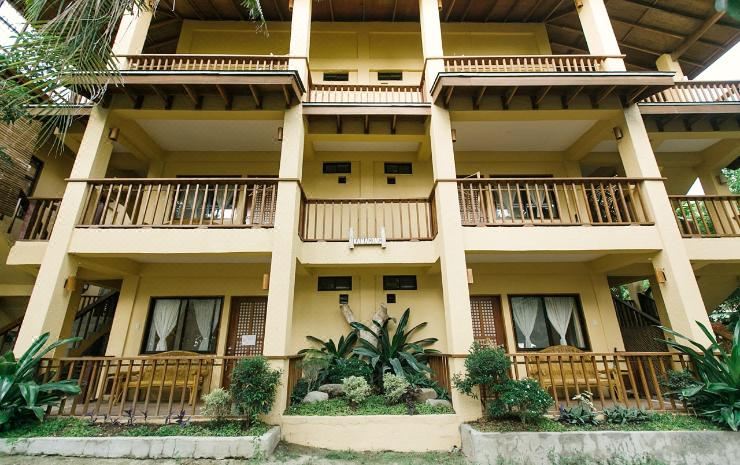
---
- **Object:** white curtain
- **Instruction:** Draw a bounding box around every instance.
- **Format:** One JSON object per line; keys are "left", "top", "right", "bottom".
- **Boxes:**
{"left": 544, "top": 296, "right": 575, "bottom": 345}
{"left": 193, "top": 300, "right": 215, "bottom": 351}
{"left": 512, "top": 297, "right": 540, "bottom": 348}
{"left": 149, "top": 299, "right": 180, "bottom": 352}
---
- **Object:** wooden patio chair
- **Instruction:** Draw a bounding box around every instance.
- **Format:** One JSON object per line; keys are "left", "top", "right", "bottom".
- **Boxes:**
{"left": 526, "top": 345, "right": 623, "bottom": 402}
{"left": 115, "top": 351, "right": 212, "bottom": 405}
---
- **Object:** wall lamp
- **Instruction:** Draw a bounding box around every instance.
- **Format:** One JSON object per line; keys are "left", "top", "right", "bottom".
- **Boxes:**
{"left": 612, "top": 127, "right": 624, "bottom": 141}
{"left": 451, "top": 128, "right": 457, "bottom": 143}
{"left": 276, "top": 126, "right": 284, "bottom": 142}
{"left": 108, "top": 127, "right": 120, "bottom": 141}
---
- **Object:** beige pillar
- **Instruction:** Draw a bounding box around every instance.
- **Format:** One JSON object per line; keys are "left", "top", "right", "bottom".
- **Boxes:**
{"left": 575, "top": 0, "right": 626, "bottom": 71}
{"left": 697, "top": 168, "right": 732, "bottom": 195}
{"left": 419, "top": 0, "right": 480, "bottom": 421}
{"left": 263, "top": 0, "right": 311, "bottom": 420}
{"left": 617, "top": 105, "right": 713, "bottom": 344}
{"left": 656, "top": 54, "right": 686, "bottom": 81}
{"left": 14, "top": 108, "right": 114, "bottom": 354}
{"left": 112, "top": 5, "right": 154, "bottom": 66}
{"left": 105, "top": 275, "right": 141, "bottom": 356}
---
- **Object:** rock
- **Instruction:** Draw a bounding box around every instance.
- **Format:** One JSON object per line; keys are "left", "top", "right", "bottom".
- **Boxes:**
{"left": 302, "top": 391, "right": 329, "bottom": 403}
{"left": 318, "top": 384, "right": 344, "bottom": 398}
{"left": 426, "top": 399, "right": 452, "bottom": 409}
{"left": 415, "top": 388, "right": 438, "bottom": 402}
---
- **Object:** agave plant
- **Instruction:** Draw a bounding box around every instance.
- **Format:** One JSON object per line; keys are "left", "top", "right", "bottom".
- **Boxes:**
{"left": 299, "top": 331, "right": 358, "bottom": 360}
{"left": 660, "top": 321, "right": 740, "bottom": 431}
{"left": 351, "top": 308, "right": 439, "bottom": 384}
{"left": 0, "top": 332, "right": 82, "bottom": 428}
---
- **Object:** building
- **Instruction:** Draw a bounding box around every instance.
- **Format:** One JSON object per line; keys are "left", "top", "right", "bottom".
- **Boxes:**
{"left": 1, "top": 0, "right": 739, "bottom": 450}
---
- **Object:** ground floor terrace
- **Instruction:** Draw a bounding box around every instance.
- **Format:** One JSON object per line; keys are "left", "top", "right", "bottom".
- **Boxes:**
{"left": 13, "top": 258, "right": 705, "bottom": 424}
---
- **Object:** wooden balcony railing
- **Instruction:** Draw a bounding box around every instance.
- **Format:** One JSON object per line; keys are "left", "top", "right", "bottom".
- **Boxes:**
{"left": 508, "top": 351, "right": 692, "bottom": 412}
{"left": 121, "top": 54, "right": 291, "bottom": 72}
{"left": 0, "top": 317, "right": 23, "bottom": 354}
{"left": 307, "top": 84, "right": 426, "bottom": 104}
{"left": 641, "top": 81, "right": 740, "bottom": 104}
{"left": 77, "top": 179, "right": 277, "bottom": 228}
{"left": 457, "top": 178, "right": 652, "bottom": 226}
{"left": 299, "top": 191, "right": 437, "bottom": 242}
{"left": 440, "top": 55, "right": 616, "bottom": 73}
{"left": 8, "top": 197, "right": 62, "bottom": 241}
{"left": 669, "top": 195, "right": 740, "bottom": 238}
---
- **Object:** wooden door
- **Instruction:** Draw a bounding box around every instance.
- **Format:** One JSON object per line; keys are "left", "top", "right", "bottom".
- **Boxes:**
{"left": 470, "top": 296, "right": 507, "bottom": 347}
{"left": 224, "top": 297, "right": 268, "bottom": 386}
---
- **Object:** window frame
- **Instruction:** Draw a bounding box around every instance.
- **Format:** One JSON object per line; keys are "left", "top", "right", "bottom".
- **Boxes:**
{"left": 140, "top": 296, "right": 224, "bottom": 355}
{"left": 318, "top": 276, "right": 353, "bottom": 291}
{"left": 383, "top": 275, "right": 418, "bottom": 291}
{"left": 384, "top": 163, "right": 413, "bottom": 175}
{"left": 507, "top": 293, "right": 590, "bottom": 352}
{"left": 323, "top": 72, "right": 350, "bottom": 82}
{"left": 323, "top": 162, "right": 352, "bottom": 174}
{"left": 377, "top": 71, "right": 403, "bottom": 81}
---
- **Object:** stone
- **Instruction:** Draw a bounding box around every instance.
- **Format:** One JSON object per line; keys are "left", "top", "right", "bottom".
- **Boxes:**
{"left": 303, "top": 391, "right": 329, "bottom": 403}
{"left": 318, "top": 384, "right": 344, "bottom": 397}
{"left": 425, "top": 399, "right": 452, "bottom": 409}
{"left": 415, "top": 388, "right": 437, "bottom": 402}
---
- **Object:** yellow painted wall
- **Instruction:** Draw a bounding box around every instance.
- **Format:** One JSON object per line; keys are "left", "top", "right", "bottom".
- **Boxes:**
{"left": 289, "top": 266, "right": 446, "bottom": 354}
{"left": 118, "top": 263, "right": 270, "bottom": 357}
{"left": 302, "top": 152, "right": 433, "bottom": 198}
{"left": 441, "top": 23, "right": 552, "bottom": 56}
{"left": 161, "top": 151, "right": 280, "bottom": 177}
{"left": 32, "top": 149, "right": 75, "bottom": 198}
{"left": 467, "top": 262, "right": 624, "bottom": 353}
{"left": 176, "top": 21, "right": 291, "bottom": 55}
{"left": 455, "top": 152, "right": 572, "bottom": 177}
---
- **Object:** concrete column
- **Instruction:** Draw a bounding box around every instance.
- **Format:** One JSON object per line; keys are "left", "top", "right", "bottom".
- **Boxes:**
{"left": 262, "top": 0, "right": 311, "bottom": 420}
{"left": 575, "top": 0, "right": 626, "bottom": 71}
{"left": 419, "top": 0, "right": 479, "bottom": 421}
{"left": 656, "top": 54, "right": 686, "bottom": 81}
{"left": 105, "top": 275, "right": 141, "bottom": 356}
{"left": 112, "top": 5, "right": 154, "bottom": 67}
{"left": 616, "top": 105, "right": 713, "bottom": 344}
{"left": 14, "top": 107, "right": 114, "bottom": 354}
{"left": 697, "top": 168, "right": 732, "bottom": 195}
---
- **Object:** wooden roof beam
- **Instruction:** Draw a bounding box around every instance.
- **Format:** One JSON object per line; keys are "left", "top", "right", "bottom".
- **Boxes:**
{"left": 273, "top": 0, "right": 285, "bottom": 21}
{"left": 249, "top": 84, "right": 263, "bottom": 108}
{"left": 671, "top": 9, "right": 726, "bottom": 60}
{"left": 523, "top": 0, "right": 546, "bottom": 22}
{"left": 542, "top": 0, "right": 567, "bottom": 22}
{"left": 149, "top": 85, "right": 173, "bottom": 109}
{"left": 216, "top": 84, "right": 233, "bottom": 110}
{"left": 182, "top": 84, "right": 202, "bottom": 109}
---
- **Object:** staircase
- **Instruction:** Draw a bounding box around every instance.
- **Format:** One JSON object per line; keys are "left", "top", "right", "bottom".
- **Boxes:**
{"left": 613, "top": 294, "right": 667, "bottom": 352}
{"left": 69, "top": 290, "right": 119, "bottom": 356}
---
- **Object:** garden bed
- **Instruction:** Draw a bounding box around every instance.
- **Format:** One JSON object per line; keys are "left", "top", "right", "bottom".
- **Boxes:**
{"left": 469, "top": 413, "right": 721, "bottom": 433}
{"left": 286, "top": 395, "right": 454, "bottom": 416}
{"left": 461, "top": 423, "right": 740, "bottom": 465}
{"left": 0, "top": 418, "right": 279, "bottom": 459}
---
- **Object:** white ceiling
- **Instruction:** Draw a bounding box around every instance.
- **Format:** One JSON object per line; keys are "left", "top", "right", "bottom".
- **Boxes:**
{"left": 653, "top": 138, "right": 719, "bottom": 153}
{"left": 466, "top": 252, "right": 605, "bottom": 263}
{"left": 452, "top": 120, "right": 597, "bottom": 152}
{"left": 312, "top": 140, "right": 420, "bottom": 152}
{"left": 135, "top": 119, "right": 283, "bottom": 152}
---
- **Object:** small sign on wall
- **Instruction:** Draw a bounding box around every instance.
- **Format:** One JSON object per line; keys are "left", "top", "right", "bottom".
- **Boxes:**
{"left": 241, "top": 334, "right": 257, "bottom": 346}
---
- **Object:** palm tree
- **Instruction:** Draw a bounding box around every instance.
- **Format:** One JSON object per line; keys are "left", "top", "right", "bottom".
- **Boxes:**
{"left": 0, "top": 0, "right": 265, "bottom": 145}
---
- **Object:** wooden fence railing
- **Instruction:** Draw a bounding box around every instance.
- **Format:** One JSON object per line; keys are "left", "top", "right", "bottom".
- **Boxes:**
{"left": 70, "top": 291, "right": 119, "bottom": 351}
{"left": 121, "top": 54, "right": 291, "bottom": 72}
{"left": 308, "top": 84, "right": 426, "bottom": 104}
{"left": 641, "top": 81, "right": 740, "bottom": 104}
{"left": 509, "top": 352, "right": 692, "bottom": 412}
{"left": 440, "top": 55, "right": 617, "bottom": 73}
{"left": 457, "top": 178, "right": 652, "bottom": 226}
{"left": 9, "top": 197, "right": 62, "bottom": 240}
{"left": 669, "top": 195, "right": 740, "bottom": 238}
{"left": 299, "top": 191, "right": 437, "bottom": 241}
{"left": 77, "top": 179, "right": 278, "bottom": 228}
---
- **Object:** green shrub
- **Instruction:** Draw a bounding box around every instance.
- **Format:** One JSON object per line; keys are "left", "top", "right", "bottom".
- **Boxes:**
{"left": 342, "top": 376, "right": 371, "bottom": 407}
{"left": 300, "top": 352, "right": 331, "bottom": 391}
{"left": 201, "top": 388, "right": 232, "bottom": 422}
{"left": 382, "top": 373, "right": 410, "bottom": 404}
{"left": 558, "top": 391, "right": 599, "bottom": 426}
{"left": 660, "top": 322, "right": 740, "bottom": 430}
{"left": 452, "top": 342, "right": 510, "bottom": 398}
{"left": 325, "top": 358, "right": 373, "bottom": 384}
{"left": 488, "top": 378, "right": 553, "bottom": 424}
{"left": 659, "top": 370, "right": 701, "bottom": 399}
{"left": 290, "top": 378, "right": 310, "bottom": 405}
{"left": 229, "top": 357, "right": 281, "bottom": 427}
{"left": 406, "top": 372, "right": 449, "bottom": 401}
{"left": 0, "top": 333, "right": 81, "bottom": 429}
{"left": 604, "top": 405, "right": 652, "bottom": 425}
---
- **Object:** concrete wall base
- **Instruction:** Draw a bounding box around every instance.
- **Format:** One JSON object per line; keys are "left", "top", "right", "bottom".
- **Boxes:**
{"left": 461, "top": 424, "right": 740, "bottom": 465}
{"left": 281, "top": 414, "right": 461, "bottom": 452}
{"left": 0, "top": 426, "right": 280, "bottom": 459}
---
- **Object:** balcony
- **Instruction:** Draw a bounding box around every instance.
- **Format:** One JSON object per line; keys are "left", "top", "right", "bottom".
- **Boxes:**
{"left": 8, "top": 198, "right": 62, "bottom": 241}
{"left": 427, "top": 55, "right": 675, "bottom": 110}
{"left": 670, "top": 195, "right": 740, "bottom": 238}
{"left": 457, "top": 178, "right": 652, "bottom": 227}
{"left": 94, "top": 54, "right": 305, "bottom": 110}
{"left": 640, "top": 81, "right": 740, "bottom": 111}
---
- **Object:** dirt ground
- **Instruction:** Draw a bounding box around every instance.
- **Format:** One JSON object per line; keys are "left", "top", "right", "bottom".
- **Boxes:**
{"left": 0, "top": 443, "right": 472, "bottom": 465}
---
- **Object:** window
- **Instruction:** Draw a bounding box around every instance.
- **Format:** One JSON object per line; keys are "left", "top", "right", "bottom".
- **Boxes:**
{"left": 384, "top": 163, "right": 412, "bottom": 175}
{"left": 174, "top": 175, "right": 238, "bottom": 222}
{"left": 509, "top": 295, "right": 588, "bottom": 350}
{"left": 378, "top": 71, "right": 403, "bottom": 81}
{"left": 143, "top": 297, "right": 222, "bottom": 354}
{"left": 383, "top": 275, "right": 417, "bottom": 291}
{"left": 15, "top": 156, "right": 44, "bottom": 219}
{"left": 324, "top": 72, "right": 349, "bottom": 82}
{"left": 323, "top": 162, "right": 352, "bottom": 174}
{"left": 318, "top": 276, "right": 352, "bottom": 291}
{"left": 488, "top": 175, "right": 559, "bottom": 221}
